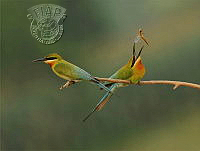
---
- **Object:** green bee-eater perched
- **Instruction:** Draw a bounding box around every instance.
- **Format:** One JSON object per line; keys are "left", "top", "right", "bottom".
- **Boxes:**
{"left": 33, "top": 53, "right": 112, "bottom": 93}
{"left": 83, "top": 42, "right": 146, "bottom": 122}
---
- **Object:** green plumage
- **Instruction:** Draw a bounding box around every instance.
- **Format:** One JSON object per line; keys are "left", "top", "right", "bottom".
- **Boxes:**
{"left": 53, "top": 60, "right": 92, "bottom": 81}
{"left": 83, "top": 54, "right": 145, "bottom": 122}
{"left": 33, "top": 53, "right": 111, "bottom": 93}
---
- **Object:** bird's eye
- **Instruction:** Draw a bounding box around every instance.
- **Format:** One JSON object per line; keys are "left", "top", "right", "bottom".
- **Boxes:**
{"left": 46, "top": 57, "right": 57, "bottom": 60}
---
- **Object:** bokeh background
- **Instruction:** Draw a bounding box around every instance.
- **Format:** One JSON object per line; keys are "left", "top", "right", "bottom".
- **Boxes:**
{"left": 1, "top": 0, "right": 200, "bottom": 150}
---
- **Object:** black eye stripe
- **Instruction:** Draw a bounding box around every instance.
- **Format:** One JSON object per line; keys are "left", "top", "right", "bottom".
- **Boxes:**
{"left": 46, "top": 57, "right": 57, "bottom": 60}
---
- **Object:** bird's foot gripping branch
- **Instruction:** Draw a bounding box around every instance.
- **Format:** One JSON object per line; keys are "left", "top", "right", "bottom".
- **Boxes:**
{"left": 60, "top": 80, "right": 76, "bottom": 90}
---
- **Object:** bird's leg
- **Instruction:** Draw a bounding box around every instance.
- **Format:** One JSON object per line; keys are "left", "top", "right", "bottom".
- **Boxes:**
{"left": 60, "top": 80, "right": 76, "bottom": 90}
{"left": 137, "top": 81, "right": 142, "bottom": 86}
{"left": 129, "top": 80, "right": 142, "bottom": 86}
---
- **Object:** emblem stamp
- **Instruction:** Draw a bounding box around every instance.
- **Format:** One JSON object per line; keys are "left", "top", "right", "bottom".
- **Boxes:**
{"left": 27, "top": 4, "right": 67, "bottom": 45}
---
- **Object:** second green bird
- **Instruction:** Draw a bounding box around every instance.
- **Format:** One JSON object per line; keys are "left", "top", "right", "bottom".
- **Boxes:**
{"left": 83, "top": 42, "right": 146, "bottom": 122}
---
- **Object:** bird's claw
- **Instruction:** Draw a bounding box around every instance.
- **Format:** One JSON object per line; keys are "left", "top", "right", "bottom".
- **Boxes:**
{"left": 137, "top": 81, "right": 141, "bottom": 86}
{"left": 59, "top": 81, "right": 75, "bottom": 90}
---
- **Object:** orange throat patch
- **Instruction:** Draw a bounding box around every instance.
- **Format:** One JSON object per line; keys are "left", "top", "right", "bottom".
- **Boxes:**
{"left": 45, "top": 60, "right": 56, "bottom": 67}
{"left": 136, "top": 60, "right": 144, "bottom": 70}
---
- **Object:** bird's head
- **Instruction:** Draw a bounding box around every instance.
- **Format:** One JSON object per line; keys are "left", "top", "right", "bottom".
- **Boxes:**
{"left": 33, "top": 53, "right": 62, "bottom": 66}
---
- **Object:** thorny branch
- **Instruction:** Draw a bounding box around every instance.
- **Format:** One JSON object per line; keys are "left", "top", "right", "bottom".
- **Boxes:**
{"left": 95, "top": 78, "right": 200, "bottom": 90}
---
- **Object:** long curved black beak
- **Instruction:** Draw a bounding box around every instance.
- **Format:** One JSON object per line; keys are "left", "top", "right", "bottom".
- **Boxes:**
{"left": 131, "top": 42, "right": 136, "bottom": 67}
{"left": 32, "top": 58, "right": 46, "bottom": 62}
{"left": 131, "top": 43, "right": 144, "bottom": 67}
{"left": 136, "top": 45, "right": 144, "bottom": 60}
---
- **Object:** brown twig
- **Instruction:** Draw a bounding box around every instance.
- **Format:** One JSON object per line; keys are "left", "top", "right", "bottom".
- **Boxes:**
{"left": 95, "top": 78, "right": 200, "bottom": 90}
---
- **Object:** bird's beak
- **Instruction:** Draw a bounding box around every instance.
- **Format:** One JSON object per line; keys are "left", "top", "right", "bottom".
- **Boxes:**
{"left": 32, "top": 58, "right": 46, "bottom": 62}
{"left": 136, "top": 45, "right": 144, "bottom": 60}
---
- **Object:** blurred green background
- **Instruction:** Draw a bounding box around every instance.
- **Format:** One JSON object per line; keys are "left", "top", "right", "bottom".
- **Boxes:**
{"left": 1, "top": 0, "right": 200, "bottom": 150}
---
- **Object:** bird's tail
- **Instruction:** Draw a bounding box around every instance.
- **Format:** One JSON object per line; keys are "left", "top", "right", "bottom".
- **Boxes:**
{"left": 83, "top": 84, "right": 117, "bottom": 122}
{"left": 90, "top": 77, "right": 113, "bottom": 93}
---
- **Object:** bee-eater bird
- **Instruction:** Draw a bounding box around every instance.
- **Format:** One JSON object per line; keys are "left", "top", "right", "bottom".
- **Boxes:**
{"left": 32, "top": 53, "right": 112, "bottom": 93}
{"left": 83, "top": 42, "right": 146, "bottom": 122}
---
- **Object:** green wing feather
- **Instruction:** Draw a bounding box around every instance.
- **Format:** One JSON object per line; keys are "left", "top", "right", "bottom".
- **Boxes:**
{"left": 53, "top": 61, "right": 112, "bottom": 93}
{"left": 53, "top": 61, "right": 92, "bottom": 80}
